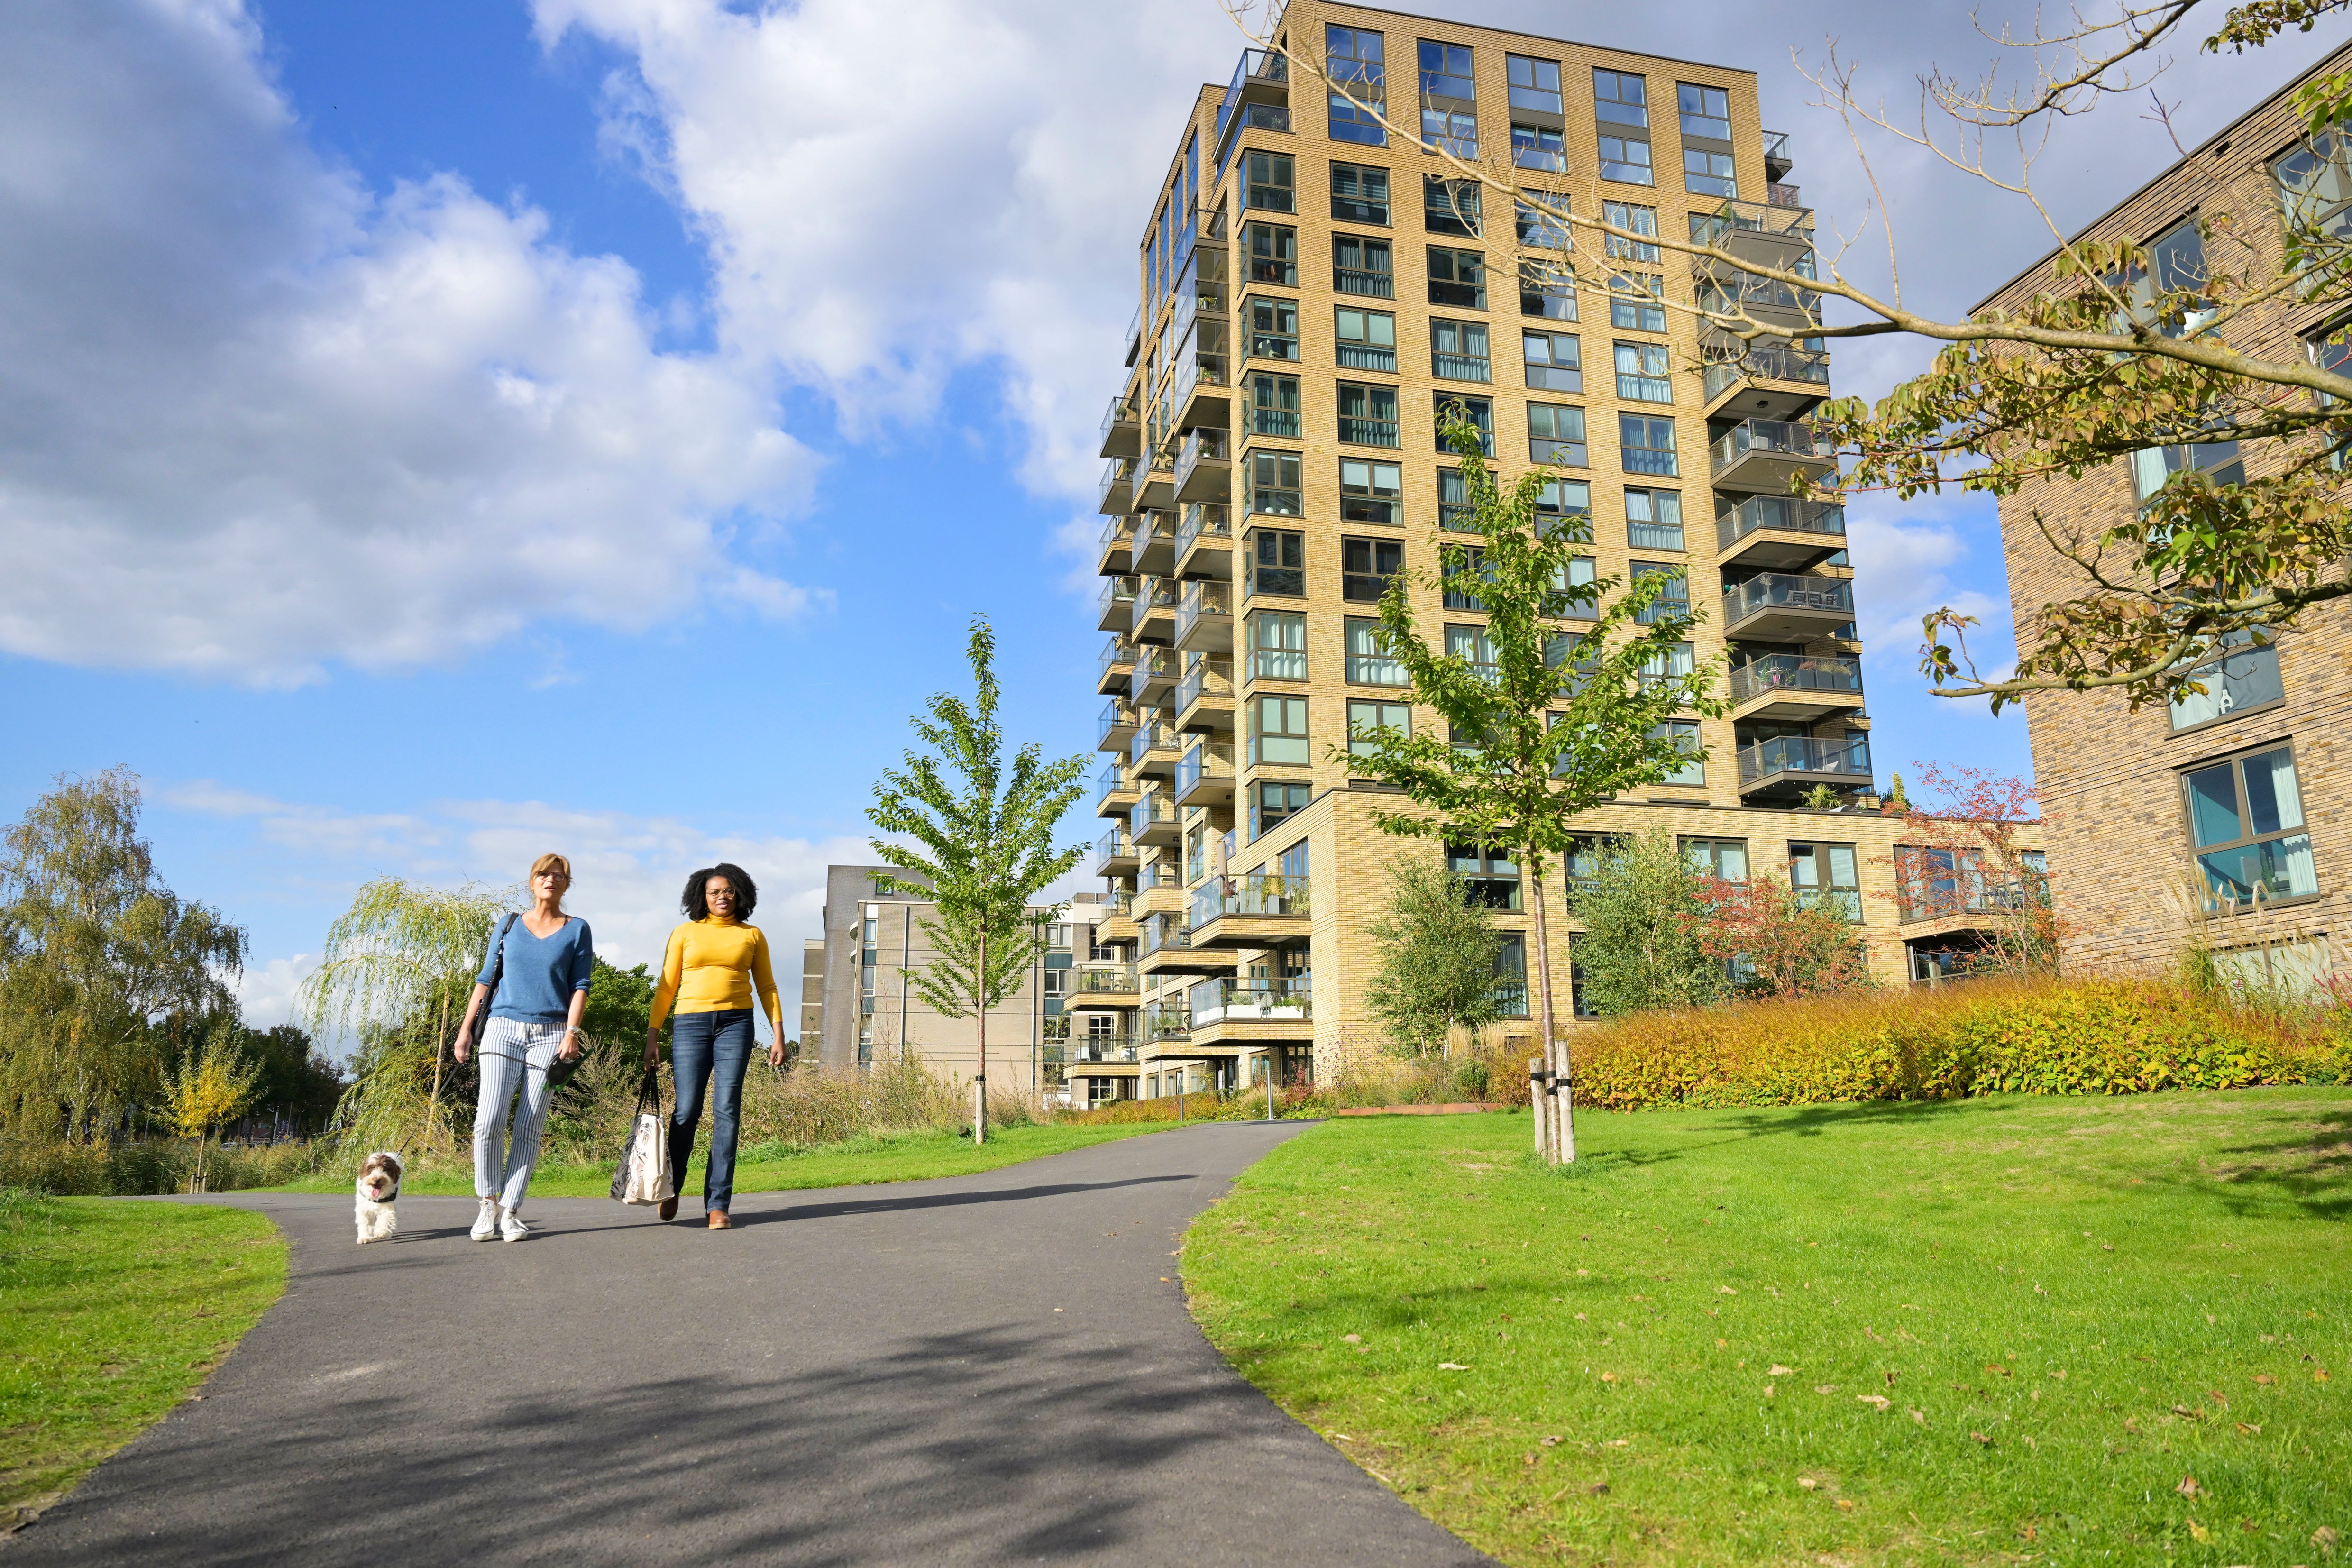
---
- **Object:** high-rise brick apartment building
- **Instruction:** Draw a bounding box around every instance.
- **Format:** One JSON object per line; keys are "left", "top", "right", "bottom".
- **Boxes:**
{"left": 1073, "top": 2, "right": 2038, "bottom": 1105}
{"left": 1978, "top": 45, "right": 2352, "bottom": 982}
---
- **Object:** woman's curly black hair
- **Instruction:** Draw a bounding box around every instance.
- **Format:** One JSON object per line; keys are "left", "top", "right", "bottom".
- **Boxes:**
{"left": 681, "top": 862, "right": 758, "bottom": 920}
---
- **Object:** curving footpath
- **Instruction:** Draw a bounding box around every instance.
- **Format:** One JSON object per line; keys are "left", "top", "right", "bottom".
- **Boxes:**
{"left": 12, "top": 1122, "right": 1491, "bottom": 1566}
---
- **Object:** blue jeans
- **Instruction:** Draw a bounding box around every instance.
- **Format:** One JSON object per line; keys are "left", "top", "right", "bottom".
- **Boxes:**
{"left": 669, "top": 1009, "right": 752, "bottom": 1211}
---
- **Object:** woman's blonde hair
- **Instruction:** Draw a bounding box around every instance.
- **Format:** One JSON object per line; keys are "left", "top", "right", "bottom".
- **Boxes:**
{"left": 530, "top": 853, "right": 573, "bottom": 909}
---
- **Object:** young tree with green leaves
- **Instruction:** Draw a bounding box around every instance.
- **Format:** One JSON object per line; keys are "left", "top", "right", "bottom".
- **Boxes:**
{"left": 1342, "top": 418, "right": 1726, "bottom": 1163}
{"left": 0, "top": 768, "right": 246, "bottom": 1141}
{"left": 1362, "top": 854, "right": 1504, "bottom": 1060}
{"left": 156, "top": 1034, "right": 263, "bottom": 1192}
{"left": 867, "top": 615, "right": 1087, "bottom": 1144}
{"left": 1571, "top": 825, "right": 1722, "bottom": 1018}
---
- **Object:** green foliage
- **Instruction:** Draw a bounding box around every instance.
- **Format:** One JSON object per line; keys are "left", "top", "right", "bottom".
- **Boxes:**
{"left": 238, "top": 1025, "right": 344, "bottom": 1132}
{"left": 581, "top": 958, "right": 654, "bottom": 1053}
{"left": 1693, "top": 872, "right": 1877, "bottom": 1001}
{"left": 0, "top": 1136, "right": 327, "bottom": 1196}
{"left": 1572, "top": 825, "right": 1720, "bottom": 1016}
{"left": 1362, "top": 854, "right": 1504, "bottom": 1058}
{"left": 0, "top": 770, "right": 247, "bottom": 1142}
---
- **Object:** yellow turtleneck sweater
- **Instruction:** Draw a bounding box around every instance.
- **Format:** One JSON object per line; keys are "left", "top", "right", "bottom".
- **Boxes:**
{"left": 649, "top": 917, "right": 782, "bottom": 1028}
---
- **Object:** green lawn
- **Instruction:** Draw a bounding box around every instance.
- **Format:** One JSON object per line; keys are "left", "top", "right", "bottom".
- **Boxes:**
{"left": 0, "top": 1191, "right": 285, "bottom": 1529}
{"left": 1182, "top": 1091, "right": 2352, "bottom": 1568}
{"left": 265, "top": 1119, "right": 1172, "bottom": 1198}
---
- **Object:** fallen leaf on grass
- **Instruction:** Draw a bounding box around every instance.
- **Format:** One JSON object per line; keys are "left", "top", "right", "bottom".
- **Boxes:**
{"left": 1837, "top": 1499, "right": 1857, "bottom": 1513}
{"left": 2255, "top": 1374, "right": 2274, "bottom": 1385}
{"left": 2187, "top": 1518, "right": 2211, "bottom": 1543}
{"left": 1718, "top": 1285, "right": 1737, "bottom": 1295}
{"left": 1342, "top": 1334, "right": 1361, "bottom": 1344}
{"left": 1857, "top": 1395, "right": 1891, "bottom": 1410}
{"left": 1540, "top": 1435, "right": 1562, "bottom": 1447}
{"left": 1815, "top": 1385, "right": 1838, "bottom": 1395}
{"left": 1768, "top": 1365, "right": 1793, "bottom": 1376}
{"left": 1799, "top": 1478, "right": 1819, "bottom": 1491}
{"left": 1909, "top": 1409, "right": 1926, "bottom": 1426}
{"left": 1588, "top": 1483, "right": 1610, "bottom": 1495}
{"left": 2312, "top": 1523, "right": 2339, "bottom": 1552}
{"left": 2318, "top": 1369, "right": 2333, "bottom": 1384}
{"left": 1439, "top": 1362, "right": 1470, "bottom": 1371}
{"left": 2178, "top": 1476, "right": 2201, "bottom": 1498}
{"left": 1599, "top": 1371, "right": 1618, "bottom": 1383}
{"left": 1970, "top": 1432, "right": 1992, "bottom": 1446}
{"left": 2237, "top": 1422, "right": 2263, "bottom": 1435}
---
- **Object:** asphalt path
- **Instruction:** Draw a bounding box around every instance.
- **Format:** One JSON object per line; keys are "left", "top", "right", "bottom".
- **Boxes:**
{"left": 12, "top": 1122, "right": 1491, "bottom": 1567}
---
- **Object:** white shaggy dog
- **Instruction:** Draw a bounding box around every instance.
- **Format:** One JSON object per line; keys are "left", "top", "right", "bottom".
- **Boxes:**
{"left": 354, "top": 1150, "right": 403, "bottom": 1244}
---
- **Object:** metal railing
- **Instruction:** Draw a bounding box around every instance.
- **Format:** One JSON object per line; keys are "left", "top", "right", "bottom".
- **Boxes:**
{"left": 1176, "top": 502, "right": 1231, "bottom": 559}
{"left": 1175, "top": 741, "right": 1236, "bottom": 798}
{"left": 1693, "top": 196, "right": 1813, "bottom": 245}
{"left": 1721, "top": 572, "right": 1854, "bottom": 626}
{"left": 1729, "top": 654, "right": 1863, "bottom": 706}
{"left": 1737, "top": 735, "right": 1872, "bottom": 787}
{"left": 1189, "top": 976, "right": 1312, "bottom": 1025}
{"left": 1190, "top": 873, "right": 1311, "bottom": 927}
{"left": 1176, "top": 656, "right": 1235, "bottom": 712}
{"left": 1098, "top": 636, "right": 1135, "bottom": 678}
{"left": 1129, "top": 793, "right": 1177, "bottom": 837}
{"left": 1709, "top": 418, "right": 1830, "bottom": 476}
{"left": 1098, "top": 700, "right": 1136, "bottom": 745}
{"left": 1702, "top": 345, "right": 1830, "bottom": 402}
{"left": 1177, "top": 579, "right": 1231, "bottom": 643}
{"left": 1130, "top": 723, "right": 1181, "bottom": 769}
{"left": 1176, "top": 427, "right": 1230, "bottom": 494}
{"left": 1716, "top": 494, "right": 1846, "bottom": 550}
{"left": 1066, "top": 964, "right": 1139, "bottom": 997}
{"left": 1097, "top": 575, "right": 1137, "bottom": 620}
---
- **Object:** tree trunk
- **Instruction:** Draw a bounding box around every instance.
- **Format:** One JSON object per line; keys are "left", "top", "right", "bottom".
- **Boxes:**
{"left": 973, "top": 931, "right": 988, "bottom": 1146}
{"left": 423, "top": 990, "right": 451, "bottom": 1153}
{"left": 1529, "top": 1055, "right": 1547, "bottom": 1159}
{"left": 1528, "top": 855, "right": 1575, "bottom": 1164}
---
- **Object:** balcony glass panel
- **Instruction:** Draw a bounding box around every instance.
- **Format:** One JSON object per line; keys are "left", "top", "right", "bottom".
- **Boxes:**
{"left": 1709, "top": 418, "right": 1825, "bottom": 474}
{"left": 1188, "top": 976, "right": 1313, "bottom": 1025}
{"left": 1737, "top": 735, "right": 1872, "bottom": 786}
{"left": 1715, "top": 494, "right": 1845, "bottom": 549}
{"left": 1721, "top": 572, "right": 1854, "bottom": 625}
{"left": 1190, "top": 873, "right": 1312, "bottom": 927}
{"left": 1729, "top": 654, "right": 1862, "bottom": 706}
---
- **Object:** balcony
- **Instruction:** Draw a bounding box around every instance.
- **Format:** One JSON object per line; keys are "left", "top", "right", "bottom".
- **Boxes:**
{"left": 1137, "top": 454, "right": 1176, "bottom": 512}
{"left": 1702, "top": 345, "right": 1831, "bottom": 422}
{"left": 1708, "top": 418, "right": 1837, "bottom": 495}
{"left": 1132, "top": 575, "right": 1179, "bottom": 643}
{"left": 1175, "top": 740, "right": 1237, "bottom": 809}
{"left": 1189, "top": 873, "right": 1312, "bottom": 944}
{"left": 1138, "top": 913, "right": 1240, "bottom": 975}
{"left": 1738, "top": 734, "right": 1872, "bottom": 798}
{"left": 1098, "top": 699, "right": 1139, "bottom": 753}
{"left": 1098, "top": 457, "right": 1136, "bottom": 516}
{"left": 1176, "top": 656, "right": 1236, "bottom": 732}
{"left": 1093, "top": 827, "right": 1138, "bottom": 877}
{"left": 1095, "top": 760, "right": 1137, "bottom": 818}
{"left": 1143, "top": 1000, "right": 1194, "bottom": 1044}
{"left": 1762, "top": 129, "right": 1794, "bottom": 181}
{"left": 1720, "top": 572, "right": 1855, "bottom": 639}
{"left": 1097, "top": 515, "right": 1136, "bottom": 575}
{"left": 1067, "top": 1036, "right": 1141, "bottom": 1064}
{"left": 1130, "top": 790, "right": 1180, "bottom": 847}
{"left": 1130, "top": 510, "right": 1175, "bottom": 578}
{"left": 1215, "top": 48, "right": 1290, "bottom": 165}
{"left": 1175, "top": 501, "right": 1233, "bottom": 580}
{"left": 1175, "top": 578, "right": 1233, "bottom": 653}
{"left": 1096, "top": 574, "right": 1137, "bottom": 633}
{"left": 1097, "top": 635, "right": 1135, "bottom": 695}
{"left": 1099, "top": 392, "right": 1141, "bottom": 459}
{"left": 1129, "top": 644, "right": 1178, "bottom": 703}
{"left": 1728, "top": 654, "right": 1865, "bottom": 721}
{"left": 1189, "top": 976, "right": 1312, "bottom": 1030}
{"left": 1715, "top": 494, "right": 1847, "bottom": 570}
{"left": 1176, "top": 428, "right": 1231, "bottom": 504}
{"left": 1174, "top": 348, "right": 1231, "bottom": 433}
{"left": 1065, "top": 964, "right": 1140, "bottom": 1004}
{"left": 1130, "top": 723, "right": 1182, "bottom": 780}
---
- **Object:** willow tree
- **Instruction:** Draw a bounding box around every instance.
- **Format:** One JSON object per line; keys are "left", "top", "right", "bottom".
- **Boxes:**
{"left": 867, "top": 616, "right": 1086, "bottom": 1143}
{"left": 1342, "top": 419, "right": 1724, "bottom": 1163}
{"left": 303, "top": 877, "right": 509, "bottom": 1154}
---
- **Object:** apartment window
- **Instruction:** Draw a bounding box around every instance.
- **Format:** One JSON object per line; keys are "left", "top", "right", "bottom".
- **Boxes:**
{"left": 1522, "top": 330, "right": 1582, "bottom": 391}
{"left": 1424, "top": 175, "right": 1481, "bottom": 237}
{"left": 2184, "top": 744, "right": 2318, "bottom": 908}
{"left": 1326, "top": 25, "right": 1388, "bottom": 146}
{"left": 1335, "top": 306, "right": 1397, "bottom": 369}
{"left": 1340, "top": 458, "right": 1403, "bottom": 523}
{"left": 1603, "top": 201, "right": 1662, "bottom": 261}
{"left": 1567, "top": 834, "right": 1628, "bottom": 894}
{"left": 1245, "top": 222, "right": 1298, "bottom": 286}
{"left": 1520, "top": 266, "right": 1577, "bottom": 320}
{"left": 1639, "top": 641, "right": 1695, "bottom": 688}
{"left": 1249, "top": 373, "right": 1301, "bottom": 438}
{"left": 1528, "top": 403, "right": 1588, "bottom": 466}
{"left": 1431, "top": 319, "right": 1491, "bottom": 381}
{"left": 1442, "top": 549, "right": 1490, "bottom": 611}
{"left": 1537, "top": 478, "right": 1593, "bottom": 538}
{"left": 1338, "top": 382, "right": 1401, "bottom": 447}
{"left": 1547, "top": 630, "right": 1592, "bottom": 682}
{"left": 1445, "top": 623, "right": 1498, "bottom": 671}
{"left": 1615, "top": 339, "right": 1674, "bottom": 402}
{"left": 1437, "top": 466, "right": 1473, "bottom": 530}
{"left": 1251, "top": 694, "right": 1311, "bottom": 766}
{"left": 1419, "top": 41, "right": 1478, "bottom": 155}
{"left": 1609, "top": 272, "right": 1666, "bottom": 332}
{"left": 1331, "top": 160, "right": 1391, "bottom": 223}
{"left": 1345, "top": 617, "right": 1408, "bottom": 684}
{"left": 2168, "top": 632, "right": 2286, "bottom": 731}
{"left": 1568, "top": 935, "right": 1600, "bottom": 1016}
{"left": 1620, "top": 413, "right": 1678, "bottom": 476}
{"left": 1788, "top": 842, "right": 1862, "bottom": 921}
{"left": 1247, "top": 296, "right": 1299, "bottom": 360}
{"left": 1252, "top": 780, "right": 1310, "bottom": 840}
{"left": 1247, "top": 608, "right": 1307, "bottom": 679}
{"left": 2130, "top": 440, "right": 2245, "bottom": 504}
{"left": 1245, "top": 526, "right": 1304, "bottom": 596}
{"left": 1511, "top": 122, "right": 1566, "bottom": 172}
{"left": 2115, "top": 219, "right": 2216, "bottom": 335}
{"left": 1515, "top": 196, "right": 1570, "bottom": 250}
{"left": 1493, "top": 934, "right": 1531, "bottom": 1017}
{"left": 1434, "top": 393, "right": 1494, "bottom": 454}
{"left": 1631, "top": 560, "right": 1688, "bottom": 623}
{"left": 1246, "top": 151, "right": 1296, "bottom": 212}
{"left": 1244, "top": 450, "right": 1302, "bottom": 515}
{"left": 1342, "top": 536, "right": 1404, "bottom": 600}
{"left": 1625, "top": 487, "right": 1684, "bottom": 549}
{"left": 2274, "top": 130, "right": 2352, "bottom": 245}
{"left": 1678, "top": 83, "right": 1732, "bottom": 141}
{"left": 1449, "top": 842, "right": 1522, "bottom": 909}
{"left": 1334, "top": 234, "right": 1395, "bottom": 298}
{"left": 1684, "top": 148, "right": 1739, "bottom": 199}
{"left": 1595, "top": 70, "right": 1653, "bottom": 184}
{"left": 1348, "top": 698, "right": 1412, "bottom": 754}
{"left": 1683, "top": 837, "right": 1749, "bottom": 881}
{"left": 1428, "top": 248, "right": 1487, "bottom": 309}
{"left": 1507, "top": 54, "right": 1562, "bottom": 112}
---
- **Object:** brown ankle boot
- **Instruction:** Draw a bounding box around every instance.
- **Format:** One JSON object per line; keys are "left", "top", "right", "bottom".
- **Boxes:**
{"left": 706, "top": 1211, "right": 732, "bottom": 1230}
{"left": 658, "top": 1195, "right": 678, "bottom": 1221}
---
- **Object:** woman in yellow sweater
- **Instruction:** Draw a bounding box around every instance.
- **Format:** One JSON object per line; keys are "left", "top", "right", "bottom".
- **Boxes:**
{"left": 643, "top": 862, "right": 786, "bottom": 1228}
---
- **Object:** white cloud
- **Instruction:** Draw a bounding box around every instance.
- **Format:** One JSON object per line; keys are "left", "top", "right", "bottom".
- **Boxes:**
{"left": 236, "top": 952, "right": 320, "bottom": 1031}
{"left": 0, "top": 0, "right": 820, "bottom": 685}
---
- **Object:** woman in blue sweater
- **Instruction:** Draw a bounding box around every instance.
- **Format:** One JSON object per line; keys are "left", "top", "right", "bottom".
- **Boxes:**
{"left": 452, "top": 853, "right": 594, "bottom": 1243}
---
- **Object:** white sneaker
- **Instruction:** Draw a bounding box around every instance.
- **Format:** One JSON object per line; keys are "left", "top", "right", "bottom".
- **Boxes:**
{"left": 499, "top": 1208, "right": 530, "bottom": 1243}
{"left": 471, "top": 1199, "right": 498, "bottom": 1242}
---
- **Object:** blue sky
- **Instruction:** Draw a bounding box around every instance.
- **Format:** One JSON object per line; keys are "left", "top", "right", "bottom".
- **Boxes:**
{"left": 3, "top": 0, "right": 2342, "bottom": 1028}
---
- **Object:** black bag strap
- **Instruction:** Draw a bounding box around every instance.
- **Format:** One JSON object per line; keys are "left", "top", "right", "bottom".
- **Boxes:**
{"left": 635, "top": 1068, "right": 663, "bottom": 1116}
{"left": 464, "top": 913, "right": 520, "bottom": 1052}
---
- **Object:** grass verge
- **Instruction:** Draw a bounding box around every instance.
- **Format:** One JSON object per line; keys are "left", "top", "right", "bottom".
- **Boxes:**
{"left": 262, "top": 1119, "right": 1173, "bottom": 1198}
{"left": 1182, "top": 1091, "right": 2352, "bottom": 1567}
{"left": 0, "top": 1191, "right": 286, "bottom": 1531}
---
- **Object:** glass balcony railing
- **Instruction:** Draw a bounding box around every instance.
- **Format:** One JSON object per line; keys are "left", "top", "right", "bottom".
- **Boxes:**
{"left": 1097, "top": 574, "right": 1137, "bottom": 619}
{"left": 1216, "top": 48, "right": 1290, "bottom": 148}
{"left": 1144, "top": 1000, "right": 1192, "bottom": 1041}
{"left": 1095, "top": 761, "right": 1131, "bottom": 807}
{"left": 1737, "top": 735, "right": 1872, "bottom": 787}
{"left": 1709, "top": 418, "right": 1829, "bottom": 476}
{"left": 1177, "top": 656, "right": 1235, "bottom": 713}
{"left": 1176, "top": 428, "right": 1230, "bottom": 497}
{"left": 1721, "top": 572, "right": 1854, "bottom": 627}
{"left": 1098, "top": 700, "right": 1136, "bottom": 746}
{"left": 1098, "top": 515, "right": 1137, "bottom": 557}
{"left": 1702, "top": 346, "right": 1830, "bottom": 402}
{"left": 1140, "top": 912, "right": 1189, "bottom": 956}
{"left": 1066, "top": 964, "right": 1139, "bottom": 997}
{"left": 1138, "top": 858, "right": 1183, "bottom": 888}
{"left": 1190, "top": 873, "right": 1311, "bottom": 927}
{"left": 1100, "top": 393, "right": 1139, "bottom": 444}
{"left": 1177, "top": 502, "right": 1232, "bottom": 559}
{"left": 1716, "top": 494, "right": 1846, "bottom": 551}
{"left": 1767, "top": 181, "right": 1804, "bottom": 209}
{"left": 1188, "top": 976, "right": 1312, "bottom": 1026}
{"left": 1761, "top": 129, "right": 1792, "bottom": 166}
{"left": 1131, "top": 724, "right": 1180, "bottom": 768}
{"left": 1177, "top": 579, "right": 1231, "bottom": 643}
{"left": 1102, "top": 888, "right": 1135, "bottom": 918}
{"left": 1129, "top": 646, "right": 1177, "bottom": 701}
{"left": 1175, "top": 741, "right": 1236, "bottom": 798}
{"left": 1099, "top": 457, "right": 1136, "bottom": 513}
{"left": 1729, "top": 654, "right": 1862, "bottom": 706}
{"left": 1094, "top": 827, "right": 1135, "bottom": 867}
{"left": 1098, "top": 637, "right": 1134, "bottom": 679}
{"left": 1130, "top": 793, "right": 1177, "bottom": 838}
{"left": 1134, "top": 576, "right": 1179, "bottom": 617}
{"left": 1068, "top": 1036, "right": 1140, "bottom": 1064}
